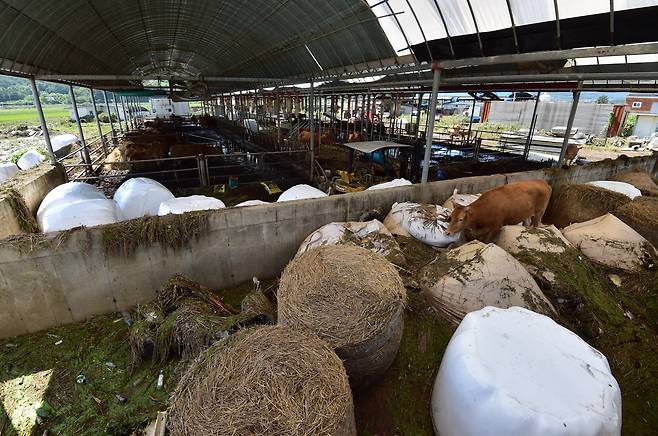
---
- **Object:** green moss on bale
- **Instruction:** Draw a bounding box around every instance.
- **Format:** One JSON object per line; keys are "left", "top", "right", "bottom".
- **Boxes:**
{"left": 0, "top": 188, "right": 38, "bottom": 233}
{"left": 354, "top": 291, "right": 455, "bottom": 435}
{"left": 508, "top": 234, "right": 658, "bottom": 435}
{"left": 101, "top": 212, "right": 208, "bottom": 256}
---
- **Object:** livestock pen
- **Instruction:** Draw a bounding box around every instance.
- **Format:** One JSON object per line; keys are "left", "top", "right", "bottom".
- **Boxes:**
{"left": 2, "top": 1, "right": 658, "bottom": 435}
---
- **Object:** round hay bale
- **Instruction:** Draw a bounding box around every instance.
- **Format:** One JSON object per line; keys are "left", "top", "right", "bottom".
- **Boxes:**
{"left": 547, "top": 183, "right": 631, "bottom": 228}
{"left": 296, "top": 220, "right": 407, "bottom": 267}
{"left": 278, "top": 245, "right": 406, "bottom": 386}
{"left": 561, "top": 213, "right": 656, "bottom": 272}
{"left": 419, "top": 241, "right": 556, "bottom": 324}
{"left": 611, "top": 169, "right": 658, "bottom": 197}
{"left": 168, "top": 325, "right": 356, "bottom": 436}
{"left": 496, "top": 225, "right": 572, "bottom": 256}
{"left": 614, "top": 197, "right": 658, "bottom": 249}
{"left": 432, "top": 307, "right": 621, "bottom": 436}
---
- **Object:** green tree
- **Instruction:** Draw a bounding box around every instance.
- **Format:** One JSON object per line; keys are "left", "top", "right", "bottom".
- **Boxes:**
{"left": 596, "top": 95, "right": 609, "bottom": 104}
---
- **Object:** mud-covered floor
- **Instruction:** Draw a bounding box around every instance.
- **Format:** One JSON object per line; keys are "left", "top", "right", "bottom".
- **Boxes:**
{"left": 1, "top": 233, "right": 657, "bottom": 435}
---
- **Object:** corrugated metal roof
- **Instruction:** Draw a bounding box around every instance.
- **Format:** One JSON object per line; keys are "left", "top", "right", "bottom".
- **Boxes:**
{"left": 0, "top": 0, "right": 397, "bottom": 88}
{"left": 1, "top": 0, "right": 658, "bottom": 93}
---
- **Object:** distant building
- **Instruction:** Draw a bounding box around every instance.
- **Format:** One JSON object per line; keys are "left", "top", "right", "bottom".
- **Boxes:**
{"left": 150, "top": 98, "right": 191, "bottom": 118}
{"left": 625, "top": 94, "right": 658, "bottom": 137}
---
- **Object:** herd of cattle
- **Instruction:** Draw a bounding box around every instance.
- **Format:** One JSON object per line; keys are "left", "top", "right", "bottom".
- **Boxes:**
{"left": 104, "top": 129, "right": 219, "bottom": 171}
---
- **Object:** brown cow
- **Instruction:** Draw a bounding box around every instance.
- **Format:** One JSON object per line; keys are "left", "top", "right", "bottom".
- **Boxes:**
{"left": 347, "top": 131, "right": 363, "bottom": 143}
{"left": 445, "top": 180, "right": 552, "bottom": 243}
{"left": 298, "top": 130, "right": 335, "bottom": 144}
{"left": 124, "top": 141, "right": 169, "bottom": 161}
{"left": 168, "top": 143, "right": 218, "bottom": 158}
{"left": 104, "top": 146, "right": 127, "bottom": 171}
{"left": 564, "top": 144, "right": 582, "bottom": 165}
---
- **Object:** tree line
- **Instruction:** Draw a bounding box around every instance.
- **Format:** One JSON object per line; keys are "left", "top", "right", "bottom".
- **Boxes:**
{"left": 0, "top": 76, "right": 105, "bottom": 105}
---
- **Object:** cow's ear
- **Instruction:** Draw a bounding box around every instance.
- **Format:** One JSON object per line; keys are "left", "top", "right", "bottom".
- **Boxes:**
{"left": 453, "top": 203, "right": 464, "bottom": 211}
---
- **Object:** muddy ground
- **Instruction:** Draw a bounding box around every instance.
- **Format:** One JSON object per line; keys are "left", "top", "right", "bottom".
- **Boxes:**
{"left": 1, "top": 233, "right": 657, "bottom": 435}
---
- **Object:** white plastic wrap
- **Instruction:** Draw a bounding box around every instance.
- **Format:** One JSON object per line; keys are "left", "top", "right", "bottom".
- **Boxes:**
{"left": 432, "top": 306, "right": 621, "bottom": 436}
{"left": 276, "top": 184, "right": 328, "bottom": 202}
{"left": 50, "top": 134, "right": 78, "bottom": 157}
{"left": 366, "top": 178, "right": 412, "bottom": 190}
{"left": 442, "top": 193, "right": 480, "bottom": 211}
{"left": 234, "top": 199, "right": 268, "bottom": 207}
{"left": 297, "top": 220, "right": 396, "bottom": 256}
{"left": 16, "top": 150, "right": 44, "bottom": 170}
{"left": 562, "top": 213, "right": 653, "bottom": 271}
{"left": 113, "top": 177, "right": 175, "bottom": 220}
{"left": 383, "top": 202, "right": 458, "bottom": 247}
{"left": 37, "top": 182, "right": 107, "bottom": 223}
{"left": 157, "top": 195, "right": 225, "bottom": 215}
{"left": 0, "top": 163, "right": 19, "bottom": 183}
{"left": 420, "top": 241, "right": 555, "bottom": 323}
{"left": 38, "top": 199, "right": 118, "bottom": 233}
{"left": 587, "top": 180, "right": 641, "bottom": 199}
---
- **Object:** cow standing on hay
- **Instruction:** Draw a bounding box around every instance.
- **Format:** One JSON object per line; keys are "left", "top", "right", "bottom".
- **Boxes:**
{"left": 446, "top": 180, "right": 552, "bottom": 243}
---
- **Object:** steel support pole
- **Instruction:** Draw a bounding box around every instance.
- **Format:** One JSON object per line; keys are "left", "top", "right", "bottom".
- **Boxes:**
{"left": 557, "top": 83, "right": 583, "bottom": 167}
{"left": 523, "top": 92, "right": 541, "bottom": 160}
{"left": 103, "top": 91, "right": 116, "bottom": 144}
{"left": 466, "top": 98, "right": 476, "bottom": 145}
{"left": 29, "top": 77, "right": 56, "bottom": 164}
{"left": 421, "top": 66, "right": 441, "bottom": 184}
{"left": 309, "top": 79, "right": 315, "bottom": 179}
{"left": 121, "top": 97, "right": 131, "bottom": 130}
{"left": 69, "top": 85, "right": 92, "bottom": 175}
{"left": 90, "top": 88, "right": 107, "bottom": 156}
{"left": 113, "top": 93, "right": 124, "bottom": 132}
{"left": 275, "top": 87, "right": 281, "bottom": 146}
{"left": 414, "top": 93, "right": 423, "bottom": 139}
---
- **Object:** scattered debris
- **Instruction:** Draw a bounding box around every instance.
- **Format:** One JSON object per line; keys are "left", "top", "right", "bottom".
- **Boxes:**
{"left": 609, "top": 274, "right": 622, "bottom": 287}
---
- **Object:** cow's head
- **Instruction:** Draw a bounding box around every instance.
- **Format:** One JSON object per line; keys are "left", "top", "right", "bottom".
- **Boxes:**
{"left": 445, "top": 204, "right": 469, "bottom": 235}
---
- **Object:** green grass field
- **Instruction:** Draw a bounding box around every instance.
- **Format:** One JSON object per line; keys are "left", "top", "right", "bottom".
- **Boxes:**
{"left": 0, "top": 105, "right": 70, "bottom": 126}
{"left": 0, "top": 104, "right": 116, "bottom": 138}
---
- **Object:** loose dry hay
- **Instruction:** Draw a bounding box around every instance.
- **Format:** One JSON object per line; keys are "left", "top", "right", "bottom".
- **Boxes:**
{"left": 152, "top": 274, "right": 246, "bottom": 362}
{"left": 0, "top": 187, "right": 38, "bottom": 233}
{"left": 156, "top": 298, "right": 240, "bottom": 361}
{"left": 611, "top": 169, "right": 658, "bottom": 197}
{"left": 614, "top": 197, "right": 658, "bottom": 249}
{"left": 168, "top": 325, "right": 356, "bottom": 436}
{"left": 158, "top": 274, "right": 237, "bottom": 315}
{"left": 278, "top": 245, "right": 406, "bottom": 385}
{"left": 241, "top": 290, "right": 276, "bottom": 323}
{"left": 548, "top": 183, "right": 632, "bottom": 228}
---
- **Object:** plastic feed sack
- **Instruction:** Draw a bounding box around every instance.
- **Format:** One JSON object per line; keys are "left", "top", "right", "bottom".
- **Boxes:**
{"left": 432, "top": 306, "right": 621, "bottom": 436}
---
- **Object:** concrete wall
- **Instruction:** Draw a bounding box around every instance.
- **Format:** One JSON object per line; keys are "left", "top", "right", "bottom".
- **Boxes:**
{"left": 487, "top": 101, "right": 614, "bottom": 136}
{"left": 0, "top": 155, "right": 656, "bottom": 338}
{"left": 0, "top": 164, "right": 66, "bottom": 238}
